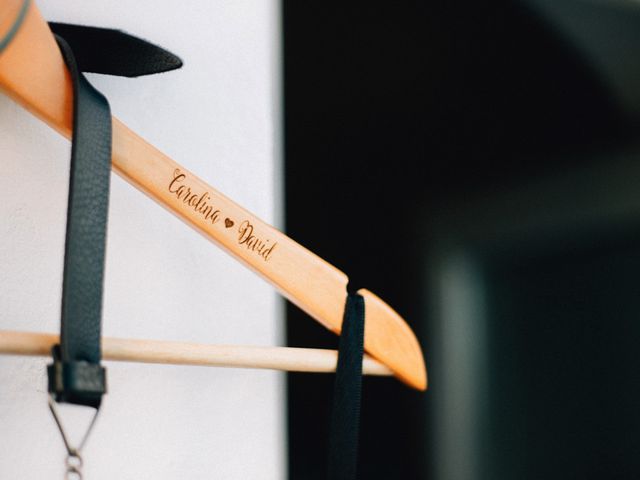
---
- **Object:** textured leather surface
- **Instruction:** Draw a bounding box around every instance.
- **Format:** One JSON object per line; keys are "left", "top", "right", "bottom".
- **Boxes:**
{"left": 50, "top": 36, "right": 112, "bottom": 407}
{"left": 57, "top": 35, "right": 111, "bottom": 366}
{"left": 47, "top": 346, "right": 107, "bottom": 403}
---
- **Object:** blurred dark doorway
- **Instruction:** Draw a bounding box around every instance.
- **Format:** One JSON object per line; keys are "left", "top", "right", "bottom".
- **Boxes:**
{"left": 283, "top": 1, "right": 640, "bottom": 479}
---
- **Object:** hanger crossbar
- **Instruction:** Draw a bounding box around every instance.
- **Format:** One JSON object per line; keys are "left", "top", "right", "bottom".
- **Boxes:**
{"left": 0, "top": 330, "right": 393, "bottom": 376}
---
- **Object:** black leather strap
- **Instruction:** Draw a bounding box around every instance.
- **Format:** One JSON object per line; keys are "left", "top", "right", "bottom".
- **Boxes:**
{"left": 327, "top": 293, "right": 366, "bottom": 480}
{"left": 46, "top": 26, "right": 182, "bottom": 408}
{"left": 47, "top": 35, "right": 112, "bottom": 408}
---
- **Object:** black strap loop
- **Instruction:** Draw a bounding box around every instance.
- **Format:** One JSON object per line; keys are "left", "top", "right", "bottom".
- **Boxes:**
{"left": 46, "top": 26, "right": 182, "bottom": 408}
{"left": 327, "top": 292, "right": 366, "bottom": 480}
{"left": 47, "top": 35, "right": 112, "bottom": 408}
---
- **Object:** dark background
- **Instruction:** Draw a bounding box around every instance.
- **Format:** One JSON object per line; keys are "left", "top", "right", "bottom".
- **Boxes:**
{"left": 283, "top": 1, "right": 640, "bottom": 478}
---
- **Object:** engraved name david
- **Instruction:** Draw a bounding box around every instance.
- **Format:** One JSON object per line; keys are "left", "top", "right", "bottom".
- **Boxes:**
{"left": 238, "top": 220, "right": 277, "bottom": 261}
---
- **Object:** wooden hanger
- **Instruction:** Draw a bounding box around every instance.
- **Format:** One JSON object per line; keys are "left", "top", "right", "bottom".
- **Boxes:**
{"left": 0, "top": 1, "right": 427, "bottom": 390}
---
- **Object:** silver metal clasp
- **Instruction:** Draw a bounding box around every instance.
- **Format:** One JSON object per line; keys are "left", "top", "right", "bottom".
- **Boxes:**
{"left": 48, "top": 395, "right": 101, "bottom": 480}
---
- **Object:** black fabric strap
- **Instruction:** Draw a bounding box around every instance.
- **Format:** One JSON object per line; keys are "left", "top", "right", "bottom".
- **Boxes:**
{"left": 46, "top": 26, "right": 182, "bottom": 408}
{"left": 48, "top": 23, "right": 182, "bottom": 78}
{"left": 327, "top": 293, "right": 366, "bottom": 480}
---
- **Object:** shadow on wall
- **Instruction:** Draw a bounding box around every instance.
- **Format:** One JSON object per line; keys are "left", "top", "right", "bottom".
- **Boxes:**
{"left": 284, "top": 1, "right": 640, "bottom": 479}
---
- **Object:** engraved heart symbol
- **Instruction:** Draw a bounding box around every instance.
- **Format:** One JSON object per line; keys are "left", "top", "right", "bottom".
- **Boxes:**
{"left": 224, "top": 218, "right": 235, "bottom": 228}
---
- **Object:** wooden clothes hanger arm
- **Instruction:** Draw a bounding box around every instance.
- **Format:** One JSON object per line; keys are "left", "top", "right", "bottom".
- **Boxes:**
{"left": 0, "top": 330, "right": 393, "bottom": 376}
{"left": 0, "top": 2, "right": 427, "bottom": 390}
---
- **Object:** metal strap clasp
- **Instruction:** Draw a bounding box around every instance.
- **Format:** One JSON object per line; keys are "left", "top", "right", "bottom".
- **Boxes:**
{"left": 48, "top": 395, "right": 101, "bottom": 479}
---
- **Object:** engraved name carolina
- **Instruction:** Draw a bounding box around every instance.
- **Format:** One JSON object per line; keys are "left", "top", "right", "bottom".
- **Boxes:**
{"left": 169, "top": 169, "right": 221, "bottom": 224}
{"left": 168, "top": 169, "right": 277, "bottom": 262}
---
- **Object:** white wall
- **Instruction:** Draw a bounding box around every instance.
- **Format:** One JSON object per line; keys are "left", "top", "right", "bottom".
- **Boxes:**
{"left": 0, "top": 1, "right": 284, "bottom": 478}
